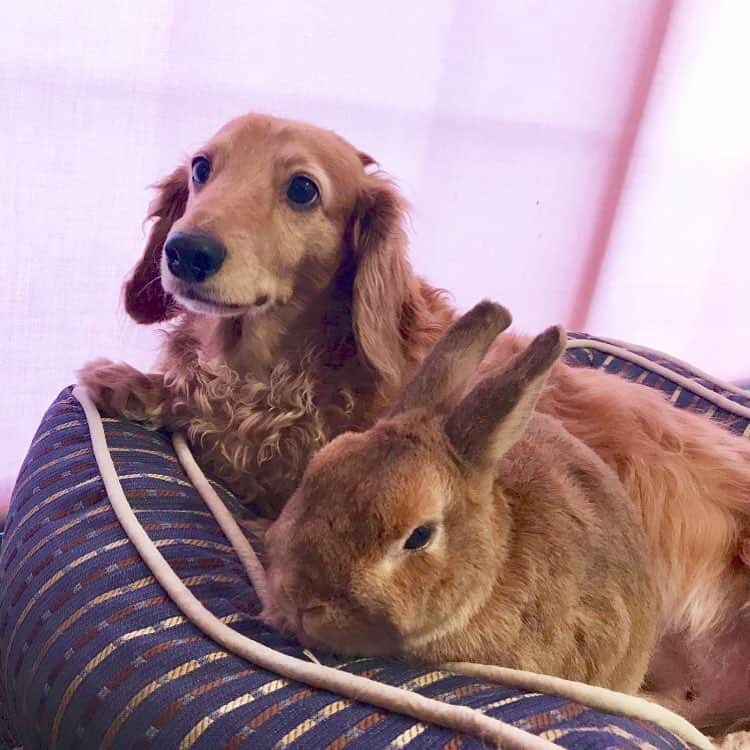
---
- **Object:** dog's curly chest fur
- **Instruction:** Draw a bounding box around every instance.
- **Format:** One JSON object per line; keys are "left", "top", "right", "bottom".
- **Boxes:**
{"left": 164, "top": 351, "right": 360, "bottom": 516}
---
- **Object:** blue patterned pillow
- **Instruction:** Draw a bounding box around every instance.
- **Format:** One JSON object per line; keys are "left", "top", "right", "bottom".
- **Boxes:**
{"left": 4, "top": 328, "right": 743, "bottom": 749}
{"left": 565, "top": 333, "right": 750, "bottom": 435}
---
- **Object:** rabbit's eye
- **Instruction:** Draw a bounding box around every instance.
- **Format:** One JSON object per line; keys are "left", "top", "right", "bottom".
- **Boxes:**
{"left": 403, "top": 525, "right": 434, "bottom": 551}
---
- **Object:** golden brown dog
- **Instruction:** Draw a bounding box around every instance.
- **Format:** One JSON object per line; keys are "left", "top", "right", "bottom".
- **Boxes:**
{"left": 81, "top": 114, "right": 453, "bottom": 517}
{"left": 80, "top": 113, "right": 750, "bottom": 731}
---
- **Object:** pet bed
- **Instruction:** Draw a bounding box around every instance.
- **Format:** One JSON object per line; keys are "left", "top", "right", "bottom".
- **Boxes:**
{"left": 2, "top": 333, "right": 748, "bottom": 749}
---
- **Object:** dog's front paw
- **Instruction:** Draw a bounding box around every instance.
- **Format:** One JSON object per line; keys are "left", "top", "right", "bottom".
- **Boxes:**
{"left": 78, "top": 359, "right": 168, "bottom": 429}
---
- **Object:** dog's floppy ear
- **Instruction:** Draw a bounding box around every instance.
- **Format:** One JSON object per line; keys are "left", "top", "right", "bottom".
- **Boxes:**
{"left": 357, "top": 151, "right": 377, "bottom": 169}
{"left": 124, "top": 166, "right": 189, "bottom": 324}
{"left": 351, "top": 175, "right": 418, "bottom": 391}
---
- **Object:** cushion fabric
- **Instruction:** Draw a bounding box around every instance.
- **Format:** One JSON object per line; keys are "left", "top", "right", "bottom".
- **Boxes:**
{"left": 4, "top": 331, "right": 748, "bottom": 749}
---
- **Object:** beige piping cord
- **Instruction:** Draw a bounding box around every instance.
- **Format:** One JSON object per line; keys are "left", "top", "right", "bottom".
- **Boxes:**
{"left": 171, "top": 432, "right": 269, "bottom": 609}
{"left": 72, "top": 385, "right": 713, "bottom": 750}
{"left": 568, "top": 335, "right": 750, "bottom": 400}
{"left": 566, "top": 338, "right": 750, "bottom": 418}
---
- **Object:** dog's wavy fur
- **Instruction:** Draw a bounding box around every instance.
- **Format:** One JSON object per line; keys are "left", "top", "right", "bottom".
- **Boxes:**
{"left": 82, "top": 115, "right": 452, "bottom": 518}
{"left": 80, "top": 113, "right": 750, "bottom": 650}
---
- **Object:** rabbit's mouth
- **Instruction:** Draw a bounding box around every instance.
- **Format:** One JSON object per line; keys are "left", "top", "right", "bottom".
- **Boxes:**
{"left": 294, "top": 609, "right": 402, "bottom": 658}
{"left": 260, "top": 592, "right": 351, "bottom": 652}
{"left": 263, "top": 573, "right": 403, "bottom": 656}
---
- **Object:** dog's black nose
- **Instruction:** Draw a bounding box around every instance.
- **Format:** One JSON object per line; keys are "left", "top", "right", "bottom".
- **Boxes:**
{"left": 164, "top": 232, "right": 226, "bottom": 283}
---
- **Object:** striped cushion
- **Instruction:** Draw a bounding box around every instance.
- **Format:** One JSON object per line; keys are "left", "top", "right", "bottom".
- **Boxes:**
{"left": 565, "top": 333, "right": 750, "bottom": 435}
{"left": 4, "top": 331, "right": 746, "bottom": 750}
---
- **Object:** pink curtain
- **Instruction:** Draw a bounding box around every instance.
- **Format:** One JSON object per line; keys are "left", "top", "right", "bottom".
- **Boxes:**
{"left": 3, "top": 0, "right": 747, "bottom": 495}
{"left": 588, "top": 0, "right": 750, "bottom": 382}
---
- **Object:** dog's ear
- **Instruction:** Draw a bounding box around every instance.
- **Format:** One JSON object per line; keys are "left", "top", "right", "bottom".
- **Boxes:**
{"left": 351, "top": 175, "right": 418, "bottom": 392}
{"left": 357, "top": 151, "right": 377, "bottom": 169}
{"left": 124, "top": 166, "right": 189, "bottom": 324}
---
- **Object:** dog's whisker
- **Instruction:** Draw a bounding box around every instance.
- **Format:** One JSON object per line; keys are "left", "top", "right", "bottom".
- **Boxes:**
{"left": 137, "top": 274, "right": 163, "bottom": 297}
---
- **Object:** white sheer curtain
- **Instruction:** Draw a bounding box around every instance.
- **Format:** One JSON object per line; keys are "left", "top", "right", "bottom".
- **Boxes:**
{"left": 588, "top": 0, "right": 750, "bottom": 382}
{"left": 5, "top": 0, "right": 745, "bottom": 494}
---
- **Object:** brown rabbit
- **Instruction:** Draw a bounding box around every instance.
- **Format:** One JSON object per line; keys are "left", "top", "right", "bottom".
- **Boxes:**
{"left": 263, "top": 301, "right": 660, "bottom": 693}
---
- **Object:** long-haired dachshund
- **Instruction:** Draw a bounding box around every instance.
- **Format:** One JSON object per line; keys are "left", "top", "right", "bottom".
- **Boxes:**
{"left": 81, "top": 113, "right": 750, "bottom": 732}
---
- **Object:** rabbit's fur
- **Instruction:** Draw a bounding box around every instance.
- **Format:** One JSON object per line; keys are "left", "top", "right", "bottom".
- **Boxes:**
{"left": 263, "top": 301, "right": 660, "bottom": 693}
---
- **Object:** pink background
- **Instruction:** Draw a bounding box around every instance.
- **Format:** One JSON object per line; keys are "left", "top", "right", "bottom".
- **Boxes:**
{"left": 3, "top": 1, "right": 749, "bottom": 500}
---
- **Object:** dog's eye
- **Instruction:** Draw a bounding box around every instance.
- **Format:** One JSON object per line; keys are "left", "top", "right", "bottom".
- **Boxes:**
{"left": 191, "top": 156, "right": 211, "bottom": 186}
{"left": 286, "top": 175, "right": 319, "bottom": 207}
{"left": 403, "top": 525, "right": 434, "bottom": 551}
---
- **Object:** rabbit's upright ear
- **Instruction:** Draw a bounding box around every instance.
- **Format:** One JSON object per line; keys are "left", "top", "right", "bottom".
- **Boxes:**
{"left": 390, "top": 301, "right": 512, "bottom": 416}
{"left": 444, "top": 325, "right": 566, "bottom": 470}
